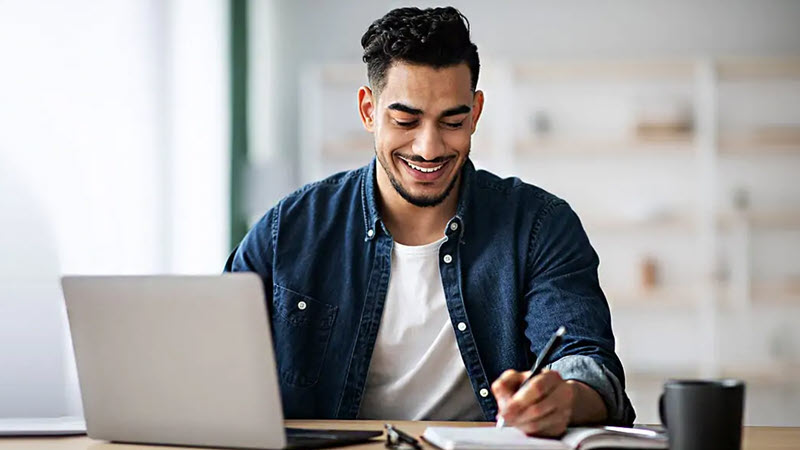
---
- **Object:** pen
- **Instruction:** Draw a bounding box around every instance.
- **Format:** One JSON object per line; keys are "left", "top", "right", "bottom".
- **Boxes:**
{"left": 496, "top": 325, "right": 566, "bottom": 428}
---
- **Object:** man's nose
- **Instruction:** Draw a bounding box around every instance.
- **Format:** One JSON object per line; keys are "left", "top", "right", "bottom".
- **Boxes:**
{"left": 411, "top": 123, "right": 446, "bottom": 161}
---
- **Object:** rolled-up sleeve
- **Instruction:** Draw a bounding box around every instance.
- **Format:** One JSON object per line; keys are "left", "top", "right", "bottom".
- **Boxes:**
{"left": 525, "top": 199, "right": 636, "bottom": 425}
{"left": 549, "top": 355, "right": 634, "bottom": 425}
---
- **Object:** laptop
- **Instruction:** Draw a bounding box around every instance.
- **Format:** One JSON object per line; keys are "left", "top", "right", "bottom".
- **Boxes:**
{"left": 61, "top": 274, "right": 381, "bottom": 449}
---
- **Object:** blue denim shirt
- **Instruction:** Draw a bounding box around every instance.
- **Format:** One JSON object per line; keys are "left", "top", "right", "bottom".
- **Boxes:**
{"left": 226, "top": 158, "right": 636, "bottom": 424}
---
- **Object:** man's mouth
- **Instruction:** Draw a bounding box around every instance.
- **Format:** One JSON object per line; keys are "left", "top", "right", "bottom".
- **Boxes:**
{"left": 397, "top": 155, "right": 447, "bottom": 173}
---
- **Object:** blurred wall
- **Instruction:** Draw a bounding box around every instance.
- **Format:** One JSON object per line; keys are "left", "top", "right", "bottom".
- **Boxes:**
{"left": 0, "top": 0, "right": 229, "bottom": 417}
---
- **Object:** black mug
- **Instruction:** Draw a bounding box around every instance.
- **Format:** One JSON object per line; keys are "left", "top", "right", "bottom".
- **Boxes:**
{"left": 659, "top": 379, "right": 745, "bottom": 450}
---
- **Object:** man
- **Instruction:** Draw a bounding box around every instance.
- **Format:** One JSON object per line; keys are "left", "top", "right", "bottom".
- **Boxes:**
{"left": 226, "top": 6, "right": 635, "bottom": 436}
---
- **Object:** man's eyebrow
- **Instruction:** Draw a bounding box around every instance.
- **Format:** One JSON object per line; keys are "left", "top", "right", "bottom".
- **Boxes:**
{"left": 441, "top": 105, "right": 471, "bottom": 118}
{"left": 387, "top": 103, "right": 423, "bottom": 115}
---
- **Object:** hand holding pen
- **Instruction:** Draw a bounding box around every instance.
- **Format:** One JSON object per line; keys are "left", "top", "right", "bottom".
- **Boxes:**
{"left": 491, "top": 326, "right": 574, "bottom": 437}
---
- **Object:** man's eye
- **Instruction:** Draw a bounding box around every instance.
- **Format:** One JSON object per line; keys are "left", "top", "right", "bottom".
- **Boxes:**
{"left": 395, "top": 120, "right": 418, "bottom": 128}
{"left": 443, "top": 121, "right": 464, "bottom": 129}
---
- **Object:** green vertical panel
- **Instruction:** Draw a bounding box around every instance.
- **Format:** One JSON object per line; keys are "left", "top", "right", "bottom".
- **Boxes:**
{"left": 230, "top": 0, "right": 249, "bottom": 249}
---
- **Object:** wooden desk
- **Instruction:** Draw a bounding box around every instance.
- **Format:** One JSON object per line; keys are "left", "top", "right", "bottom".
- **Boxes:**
{"left": 1, "top": 420, "right": 798, "bottom": 449}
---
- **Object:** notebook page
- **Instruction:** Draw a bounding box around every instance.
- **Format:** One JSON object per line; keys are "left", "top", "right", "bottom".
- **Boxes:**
{"left": 423, "top": 426, "right": 569, "bottom": 450}
{"left": 561, "top": 427, "right": 668, "bottom": 450}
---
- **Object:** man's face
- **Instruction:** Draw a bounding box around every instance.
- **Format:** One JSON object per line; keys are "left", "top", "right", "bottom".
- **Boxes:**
{"left": 359, "top": 62, "right": 483, "bottom": 208}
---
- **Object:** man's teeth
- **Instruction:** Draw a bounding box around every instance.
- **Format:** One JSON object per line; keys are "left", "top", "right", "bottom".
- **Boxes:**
{"left": 403, "top": 159, "right": 444, "bottom": 173}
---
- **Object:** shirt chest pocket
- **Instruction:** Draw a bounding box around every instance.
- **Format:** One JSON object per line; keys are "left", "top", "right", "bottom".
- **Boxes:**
{"left": 271, "top": 285, "right": 338, "bottom": 387}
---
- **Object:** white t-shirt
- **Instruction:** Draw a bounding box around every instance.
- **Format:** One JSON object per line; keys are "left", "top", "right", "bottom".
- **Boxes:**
{"left": 358, "top": 237, "right": 484, "bottom": 421}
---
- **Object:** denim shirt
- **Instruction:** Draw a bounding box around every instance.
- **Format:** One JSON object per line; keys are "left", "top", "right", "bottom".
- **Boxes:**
{"left": 225, "top": 158, "right": 636, "bottom": 425}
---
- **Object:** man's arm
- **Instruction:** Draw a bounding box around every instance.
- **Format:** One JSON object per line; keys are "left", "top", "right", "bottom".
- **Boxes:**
{"left": 224, "top": 207, "right": 276, "bottom": 295}
{"left": 492, "top": 199, "right": 635, "bottom": 436}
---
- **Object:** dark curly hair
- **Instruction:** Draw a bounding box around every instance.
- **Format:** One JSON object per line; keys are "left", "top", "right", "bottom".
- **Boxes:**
{"left": 361, "top": 6, "right": 480, "bottom": 94}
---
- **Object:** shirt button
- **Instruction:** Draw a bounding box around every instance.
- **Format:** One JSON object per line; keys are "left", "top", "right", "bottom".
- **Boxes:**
{"left": 450, "top": 222, "right": 459, "bottom": 231}
{"left": 479, "top": 388, "right": 489, "bottom": 398}
{"left": 367, "top": 229, "right": 374, "bottom": 238}
{"left": 457, "top": 322, "right": 467, "bottom": 332}
{"left": 297, "top": 301, "right": 307, "bottom": 310}
{"left": 443, "top": 254, "right": 453, "bottom": 264}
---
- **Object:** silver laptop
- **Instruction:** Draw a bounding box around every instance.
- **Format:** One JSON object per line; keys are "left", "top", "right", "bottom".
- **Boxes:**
{"left": 61, "top": 274, "right": 379, "bottom": 449}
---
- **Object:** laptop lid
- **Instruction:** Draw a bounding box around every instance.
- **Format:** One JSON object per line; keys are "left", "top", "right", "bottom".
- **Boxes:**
{"left": 61, "top": 274, "right": 287, "bottom": 449}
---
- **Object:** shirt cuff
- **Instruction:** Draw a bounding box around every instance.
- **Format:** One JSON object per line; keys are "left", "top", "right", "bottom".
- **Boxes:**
{"left": 547, "top": 354, "right": 633, "bottom": 425}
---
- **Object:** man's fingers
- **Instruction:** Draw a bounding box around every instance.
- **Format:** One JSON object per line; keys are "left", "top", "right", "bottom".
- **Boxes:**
{"left": 517, "top": 406, "right": 571, "bottom": 438}
{"left": 491, "top": 369, "right": 529, "bottom": 409}
{"left": 505, "top": 392, "right": 558, "bottom": 426}
{"left": 503, "top": 370, "right": 562, "bottom": 417}
{"left": 507, "top": 381, "right": 574, "bottom": 427}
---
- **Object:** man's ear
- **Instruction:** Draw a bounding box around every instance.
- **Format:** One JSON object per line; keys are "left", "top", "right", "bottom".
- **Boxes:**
{"left": 358, "top": 86, "right": 376, "bottom": 132}
{"left": 470, "top": 90, "right": 485, "bottom": 134}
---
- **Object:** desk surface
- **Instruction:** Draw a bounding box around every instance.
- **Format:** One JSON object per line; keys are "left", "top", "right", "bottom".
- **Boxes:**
{"left": 1, "top": 420, "right": 798, "bottom": 449}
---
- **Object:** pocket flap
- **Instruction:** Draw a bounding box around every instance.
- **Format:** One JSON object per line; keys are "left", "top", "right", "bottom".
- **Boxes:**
{"left": 272, "top": 285, "right": 337, "bottom": 329}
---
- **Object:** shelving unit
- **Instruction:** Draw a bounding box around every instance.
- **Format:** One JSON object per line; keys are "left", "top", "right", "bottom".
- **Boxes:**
{"left": 299, "top": 58, "right": 800, "bottom": 419}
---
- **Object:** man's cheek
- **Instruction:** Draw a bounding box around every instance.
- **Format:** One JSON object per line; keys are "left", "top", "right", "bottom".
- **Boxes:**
{"left": 446, "top": 133, "right": 471, "bottom": 153}
{"left": 380, "top": 132, "right": 413, "bottom": 154}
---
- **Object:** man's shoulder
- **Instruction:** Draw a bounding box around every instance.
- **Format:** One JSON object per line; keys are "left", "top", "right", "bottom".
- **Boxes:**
{"left": 471, "top": 166, "right": 565, "bottom": 212}
{"left": 279, "top": 164, "right": 366, "bottom": 209}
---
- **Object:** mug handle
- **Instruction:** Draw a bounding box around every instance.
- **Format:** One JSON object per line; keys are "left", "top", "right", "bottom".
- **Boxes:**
{"left": 658, "top": 393, "right": 667, "bottom": 428}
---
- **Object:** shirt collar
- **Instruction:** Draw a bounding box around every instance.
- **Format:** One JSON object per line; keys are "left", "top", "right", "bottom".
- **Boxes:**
{"left": 361, "top": 157, "right": 475, "bottom": 242}
{"left": 361, "top": 158, "right": 381, "bottom": 241}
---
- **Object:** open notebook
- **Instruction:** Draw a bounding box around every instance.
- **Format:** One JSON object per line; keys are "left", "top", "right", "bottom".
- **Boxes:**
{"left": 423, "top": 426, "right": 667, "bottom": 450}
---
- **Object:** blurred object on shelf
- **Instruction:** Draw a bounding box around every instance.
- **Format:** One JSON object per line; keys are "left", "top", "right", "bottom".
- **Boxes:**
{"left": 732, "top": 186, "right": 751, "bottom": 212}
{"left": 529, "top": 110, "right": 553, "bottom": 138}
{"left": 633, "top": 96, "right": 694, "bottom": 142}
{"left": 641, "top": 256, "right": 659, "bottom": 291}
{"left": 768, "top": 322, "right": 797, "bottom": 361}
{"left": 715, "top": 257, "right": 731, "bottom": 285}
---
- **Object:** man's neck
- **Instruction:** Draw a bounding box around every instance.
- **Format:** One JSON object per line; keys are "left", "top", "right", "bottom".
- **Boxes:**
{"left": 376, "top": 172, "right": 459, "bottom": 246}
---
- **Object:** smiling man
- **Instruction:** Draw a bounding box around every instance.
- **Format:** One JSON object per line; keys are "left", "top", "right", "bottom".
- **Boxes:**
{"left": 226, "top": 6, "right": 635, "bottom": 436}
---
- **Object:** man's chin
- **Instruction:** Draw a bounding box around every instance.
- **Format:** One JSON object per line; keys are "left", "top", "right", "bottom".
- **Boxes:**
{"left": 391, "top": 175, "right": 459, "bottom": 208}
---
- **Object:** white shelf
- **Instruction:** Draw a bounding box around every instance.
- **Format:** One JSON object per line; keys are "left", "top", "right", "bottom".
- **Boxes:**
{"left": 513, "top": 59, "right": 695, "bottom": 82}
{"left": 584, "top": 216, "right": 696, "bottom": 233}
{"left": 717, "top": 58, "right": 800, "bottom": 81}
{"left": 750, "top": 279, "right": 800, "bottom": 304}
{"left": 719, "top": 131, "right": 800, "bottom": 155}
{"left": 514, "top": 137, "right": 695, "bottom": 157}
{"left": 627, "top": 363, "right": 800, "bottom": 387}
{"left": 606, "top": 286, "right": 699, "bottom": 310}
{"left": 718, "top": 211, "right": 800, "bottom": 229}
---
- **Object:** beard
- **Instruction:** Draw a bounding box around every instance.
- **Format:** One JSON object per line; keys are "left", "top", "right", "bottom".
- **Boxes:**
{"left": 375, "top": 148, "right": 466, "bottom": 208}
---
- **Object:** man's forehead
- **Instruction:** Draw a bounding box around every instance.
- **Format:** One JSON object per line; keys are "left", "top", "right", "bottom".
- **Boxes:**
{"left": 378, "top": 62, "right": 473, "bottom": 111}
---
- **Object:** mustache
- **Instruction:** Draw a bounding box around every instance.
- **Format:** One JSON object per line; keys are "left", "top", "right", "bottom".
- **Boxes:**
{"left": 396, "top": 154, "right": 454, "bottom": 164}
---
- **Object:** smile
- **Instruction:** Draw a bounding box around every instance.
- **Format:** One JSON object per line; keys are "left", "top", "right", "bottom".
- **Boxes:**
{"left": 397, "top": 156, "right": 446, "bottom": 173}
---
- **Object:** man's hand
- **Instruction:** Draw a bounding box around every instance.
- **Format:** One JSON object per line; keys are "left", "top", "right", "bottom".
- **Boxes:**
{"left": 491, "top": 369, "right": 575, "bottom": 437}
{"left": 491, "top": 369, "right": 609, "bottom": 437}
